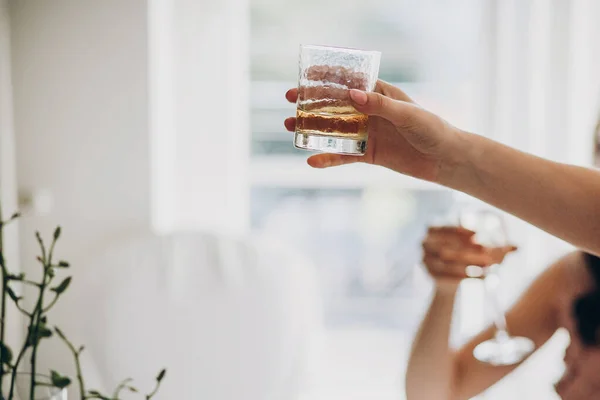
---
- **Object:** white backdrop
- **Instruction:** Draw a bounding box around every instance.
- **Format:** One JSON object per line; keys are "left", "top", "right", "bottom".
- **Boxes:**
{"left": 0, "top": 0, "right": 21, "bottom": 349}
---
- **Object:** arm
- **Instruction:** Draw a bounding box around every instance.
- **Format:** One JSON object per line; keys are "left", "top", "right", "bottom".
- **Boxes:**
{"left": 405, "top": 282, "right": 460, "bottom": 400}
{"left": 446, "top": 133, "right": 600, "bottom": 257}
{"left": 283, "top": 84, "right": 600, "bottom": 256}
{"left": 406, "top": 239, "right": 578, "bottom": 400}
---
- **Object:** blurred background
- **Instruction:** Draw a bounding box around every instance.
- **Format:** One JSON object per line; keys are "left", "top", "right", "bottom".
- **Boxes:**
{"left": 0, "top": 0, "right": 599, "bottom": 399}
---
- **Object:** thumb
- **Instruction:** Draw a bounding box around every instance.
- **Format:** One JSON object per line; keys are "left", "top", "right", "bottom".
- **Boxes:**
{"left": 349, "top": 89, "right": 415, "bottom": 125}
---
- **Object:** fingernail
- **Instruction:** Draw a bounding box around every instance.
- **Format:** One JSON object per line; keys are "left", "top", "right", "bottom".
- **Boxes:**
{"left": 349, "top": 89, "right": 368, "bottom": 105}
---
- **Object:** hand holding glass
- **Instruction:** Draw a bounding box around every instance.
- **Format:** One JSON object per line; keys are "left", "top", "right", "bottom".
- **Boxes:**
{"left": 460, "top": 209, "right": 535, "bottom": 366}
{"left": 294, "top": 45, "right": 381, "bottom": 155}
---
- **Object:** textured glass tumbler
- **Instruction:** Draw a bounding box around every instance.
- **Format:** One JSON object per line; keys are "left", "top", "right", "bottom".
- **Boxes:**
{"left": 294, "top": 45, "right": 381, "bottom": 155}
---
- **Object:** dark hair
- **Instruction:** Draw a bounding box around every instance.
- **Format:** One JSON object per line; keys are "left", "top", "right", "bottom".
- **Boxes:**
{"left": 573, "top": 253, "right": 600, "bottom": 346}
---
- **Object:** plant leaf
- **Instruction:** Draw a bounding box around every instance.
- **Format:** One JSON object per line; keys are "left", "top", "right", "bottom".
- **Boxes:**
{"left": 50, "top": 370, "right": 72, "bottom": 388}
{"left": 54, "top": 327, "right": 66, "bottom": 340}
{"left": 10, "top": 212, "right": 20, "bottom": 220}
{"left": 28, "top": 325, "right": 53, "bottom": 345}
{"left": 127, "top": 386, "right": 139, "bottom": 392}
{"left": 51, "top": 277, "right": 72, "bottom": 295}
{"left": 0, "top": 342, "right": 13, "bottom": 364}
{"left": 5, "top": 286, "right": 21, "bottom": 302}
{"left": 38, "top": 325, "right": 53, "bottom": 338}
{"left": 87, "top": 389, "right": 111, "bottom": 400}
{"left": 156, "top": 368, "right": 166, "bottom": 382}
{"left": 53, "top": 226, "right": 61, "bottom": 240}
{"left": 57, "top": 260, "right": 70, "bottom": 268}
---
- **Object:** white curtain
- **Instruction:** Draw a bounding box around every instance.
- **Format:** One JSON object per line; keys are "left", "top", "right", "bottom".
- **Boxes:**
{"left": 461, "top": 1, "right": 600, "bottom": 398}
{"left": 148, "top": 0, "right": 251, "bottom": 235}
{"left": 488, "top": 0, "right": 600, "bottom": 281}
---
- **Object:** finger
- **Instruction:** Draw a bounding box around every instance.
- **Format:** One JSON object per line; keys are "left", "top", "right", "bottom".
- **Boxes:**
{"left": 286, "top": 88, "right": 298, "bottom": 103}
{"left": 438, "top": 247, "right": 493, "bottom": 266}
{"left": 422, "top": 255, "right": 470, "bottom": 279}
{"left": 428, "top": 226, "right": 475, "bottom": 235}
{"left": 425, "top": 228, "right": 477, "bottom": 247}
{"left": 306, "top": 153, "right": 362, "bottom": 169}
{"left": 375, "top": 80, "right": 414, "bottom": 103}
{"left": 284, "top": 117, "right": 296, "bottom": 132}
{"left": 486, "top": 245, "right": 518, "bottom": 264}
{"left": 422, "top": 239, "right": 483, "bottom": 257}
{"left": 349, "top": 89, "right": 420, "bottom": 126}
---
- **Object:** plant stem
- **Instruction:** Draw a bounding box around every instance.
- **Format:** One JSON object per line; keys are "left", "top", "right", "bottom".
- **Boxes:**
{"left": 111, "top": 378, "right": 132, "bottom": 399}
{"left": 29, "top": 277, "right": 47, "bottom": 400}
{"left": 29, "top": 240, "right": 51, "bottom": 400}
{"left": 18, "top": 279, "right": 40, "bottom": 288}
{"left": 8, "top": 343, "right": 28, "bottom": 399}
{"left": 0, "top": 201, "right": 7, "bottom": 398}
{"left": 55, "top": 328, "right": 86, "bottom": 400}
{"left": 28, "top": 233, "right": 60, "bottom": 399}
{"left": 42, "top": 295, "right": 59, "bottom": 313}
{"left": 146, "top": 383, "right": 160, "bottom": 400}
{"left": 13, "top": 302, "right": 32, "bottom": 318}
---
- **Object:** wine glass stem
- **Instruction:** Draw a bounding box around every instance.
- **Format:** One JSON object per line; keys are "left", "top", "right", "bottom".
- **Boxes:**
{"left": 484, "top": 267, "right": 509, "bottom": 340}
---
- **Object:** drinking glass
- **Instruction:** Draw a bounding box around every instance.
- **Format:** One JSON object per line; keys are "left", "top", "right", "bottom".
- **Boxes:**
{"left": 294, "top": 44, "right": 381, "bottom": 155}
{"left": 459, "top": 209, "right": 535, "bottom": 366}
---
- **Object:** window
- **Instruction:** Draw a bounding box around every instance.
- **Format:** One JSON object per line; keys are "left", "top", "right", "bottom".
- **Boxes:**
{"left": 249, "top": 1, "right": 485, "bottom": 398}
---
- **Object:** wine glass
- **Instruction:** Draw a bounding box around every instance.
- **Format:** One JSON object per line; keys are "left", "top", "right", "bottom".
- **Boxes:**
{"left": 459, "top": 209, "right": 535, "bottom": 366}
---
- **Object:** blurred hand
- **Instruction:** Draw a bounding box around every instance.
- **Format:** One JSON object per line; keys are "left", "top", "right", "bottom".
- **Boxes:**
{"left": 422, "top": 226, "right": 517, "bottom": 291}
{"left": 284, "top": 80, "right": 464, "bottom": 182}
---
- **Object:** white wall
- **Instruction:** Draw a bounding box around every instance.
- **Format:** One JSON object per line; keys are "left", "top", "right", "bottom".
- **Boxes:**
{"left": 10, "top": 0, "right": 151, "bottom": 271}
{"left": 0, "top": 0, "right": 18, "bottom": 235}
{"left": 0, "top": 0, "right": 22, "bottom": 351}
{"left": 9, "top": 0, "right": 251, "bottom": 386}
{"left": 10, "top": 0, "right": 252, "bottom": 261}
{"left": 9, "top": 0, "right": 152, "bottom": 382}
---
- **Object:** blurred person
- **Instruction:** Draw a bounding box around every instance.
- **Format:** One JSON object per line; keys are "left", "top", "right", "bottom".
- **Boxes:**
{"left": 407, "top": 228, "right": 600, "bottom": 399}
{"left": 404, "top": 122, "right": 600, "bottom": 399}
{"left": 283, "top": 82, "right": 600, "bottom": 256}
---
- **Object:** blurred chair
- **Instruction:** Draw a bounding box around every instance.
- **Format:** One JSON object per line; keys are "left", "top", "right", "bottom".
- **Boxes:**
{"left": 63, "top": 231, "right": 322, "bottom": 400}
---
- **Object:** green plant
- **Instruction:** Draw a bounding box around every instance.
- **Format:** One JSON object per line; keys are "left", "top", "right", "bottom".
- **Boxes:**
{"left": 0, "top": 202, "right": 166, "bottom": 399}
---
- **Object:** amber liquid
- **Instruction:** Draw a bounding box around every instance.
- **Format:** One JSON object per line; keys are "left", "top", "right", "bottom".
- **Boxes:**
{"left": 295, "top": 107, "right": 368, "bottom": 139}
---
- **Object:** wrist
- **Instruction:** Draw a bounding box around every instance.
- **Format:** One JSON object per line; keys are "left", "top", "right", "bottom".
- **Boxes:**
{"left": 437, "top": 128, "right": 484, "bottom": 192}
{"left": 433, "top": 279, "right": 461, "bottom": 296}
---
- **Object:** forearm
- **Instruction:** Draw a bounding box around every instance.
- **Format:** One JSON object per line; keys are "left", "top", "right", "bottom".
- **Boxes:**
{"left": 444, "top": 132, "right": 600, "bottom": 256}
{"left": 406, "top": 285, "right": 459, "bottom": 400}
